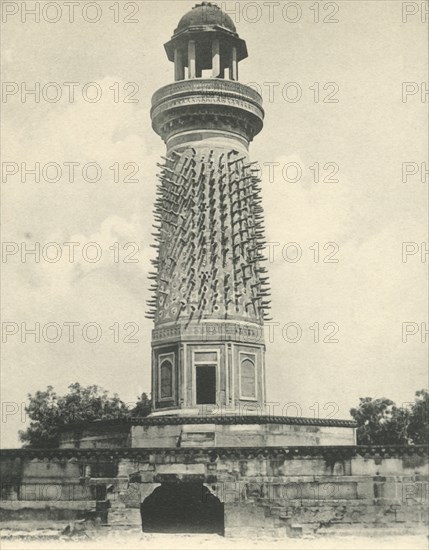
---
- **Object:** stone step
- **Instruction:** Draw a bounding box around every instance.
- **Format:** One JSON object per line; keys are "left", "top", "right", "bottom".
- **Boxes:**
{"left": 315, "top": 524, "right": 427, "bottom": 537}
{"left": 108, "top": 508, "right": 141, "bottom": 527}
{"left": 0, "top": 524, "right": 64, "bottom": 534}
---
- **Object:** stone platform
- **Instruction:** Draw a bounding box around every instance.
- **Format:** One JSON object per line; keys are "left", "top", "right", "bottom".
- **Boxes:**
{"left": 4, "top": 417, "right": 425, "bottom": 537}
{"left": 1, "top": 445, "right": 427, "bottom": 538}
{"left": 58, "top": 415, "right": 357, "bottom": 449}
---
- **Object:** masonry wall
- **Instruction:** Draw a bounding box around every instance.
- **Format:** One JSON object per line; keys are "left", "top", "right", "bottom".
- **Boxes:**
{"left": 1, "top": 446, "right": 427, "bottom": 537}
{"left": 131, "top": 422, "right": 356, "bottom": 448}
{"left": 59, "top": 424, "right": 131, "bottom": 449}
{"left": 58, "top": 417, "right": 357, "bottom": 449}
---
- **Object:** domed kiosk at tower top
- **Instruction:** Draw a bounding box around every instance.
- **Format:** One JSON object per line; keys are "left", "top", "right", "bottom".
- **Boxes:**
{"left": 175, "top": 2, "right": 237, "bottom": 34}
{"left": 164, "top": 2, "right": 248, "bottom": 81}
{"left": 152, "top": 2, "right": 263, "bottom": 154}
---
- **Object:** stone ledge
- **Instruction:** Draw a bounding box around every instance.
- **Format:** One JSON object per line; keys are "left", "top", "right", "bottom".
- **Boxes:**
{"left": 0, "top": 501, "right": 97, "bottom": 510}
{"left": 59, "top": 415, "right": 357, "bottom": 429}
{"left": 2, "top": 445, "right": 427, "bottom": 462}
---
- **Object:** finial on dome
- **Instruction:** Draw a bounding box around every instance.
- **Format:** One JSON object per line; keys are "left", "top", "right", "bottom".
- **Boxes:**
{"left": 193, "top": 2, "right": 220, "bottom": 8}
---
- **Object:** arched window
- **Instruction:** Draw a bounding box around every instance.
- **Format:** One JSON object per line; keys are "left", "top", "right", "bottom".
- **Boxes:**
{"left": 160, "top": 360, "right": 173, "bottom": 399}
{"left": 240, "top": 356, "right": 256, "bottom": 399}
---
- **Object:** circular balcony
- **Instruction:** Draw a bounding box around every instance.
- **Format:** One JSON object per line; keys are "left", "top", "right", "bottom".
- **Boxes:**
{"left": 151, "top": 79, "right": 264, "bottom": 146}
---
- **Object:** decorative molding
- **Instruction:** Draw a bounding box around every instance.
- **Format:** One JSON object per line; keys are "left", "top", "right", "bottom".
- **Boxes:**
{"left": 238, "top": 351, "right": 257, "bottom": 401}
{"left": 151, "top": 80, "right": 264, "bottom": 144}
{"left": 153, "top": 321, "right": 265, "bottom": 345}
{"left": 2, "top": 445, "right": 427, "bottom": 463}
{"left": 158, "top": 352, "right": 175, "bottom": 402}
{"left": 152, "top": 79, "right": 263, "bottom": 110}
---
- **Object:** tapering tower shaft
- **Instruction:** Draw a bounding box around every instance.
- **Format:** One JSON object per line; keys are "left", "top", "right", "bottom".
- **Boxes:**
{"left": 148, "top": 3, "right": 270, "bottom": 415}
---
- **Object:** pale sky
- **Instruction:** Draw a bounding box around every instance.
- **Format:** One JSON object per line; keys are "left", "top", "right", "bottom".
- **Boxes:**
{"left": 1, "top": 1, "right": 427, "bottom": 447}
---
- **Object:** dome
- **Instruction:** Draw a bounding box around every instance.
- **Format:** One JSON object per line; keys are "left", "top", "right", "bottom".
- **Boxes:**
{"left": 175, "top": 2, "right": 237, "bottom": 34}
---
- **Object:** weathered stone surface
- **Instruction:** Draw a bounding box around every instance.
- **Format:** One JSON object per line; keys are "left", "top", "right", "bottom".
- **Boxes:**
{"left": 129, "top": 421, "right": 356, "bottom": 448}
{"left": 1, "top": 446, "right": 427, "bottom": 536}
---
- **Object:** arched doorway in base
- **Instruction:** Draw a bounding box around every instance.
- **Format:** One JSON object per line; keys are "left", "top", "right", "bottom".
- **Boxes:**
{"left": 140, "top": 482, "right": 224, "bottom": 535}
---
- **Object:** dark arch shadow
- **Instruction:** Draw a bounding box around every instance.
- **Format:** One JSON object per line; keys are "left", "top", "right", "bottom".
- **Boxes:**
{"left": 141, "top": 483, "right": 224, "bottom": 535}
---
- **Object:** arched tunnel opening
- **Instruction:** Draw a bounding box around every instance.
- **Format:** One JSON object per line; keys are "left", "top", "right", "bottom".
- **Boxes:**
{"left": 141, "top": 483, "right": 224, "bottom": 535}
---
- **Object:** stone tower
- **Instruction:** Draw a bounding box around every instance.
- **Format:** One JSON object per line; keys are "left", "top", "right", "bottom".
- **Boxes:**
{"left": 148, "top": 2, "right": 270, "bottom": 415}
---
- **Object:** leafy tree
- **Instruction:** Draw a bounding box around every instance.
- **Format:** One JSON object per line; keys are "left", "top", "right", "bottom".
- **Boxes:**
{"left": 407, "top": 389, "right": 428, "bottom": 445}
{"left": 350, "top": 397, "right": 407, "bottom": 445}
{"left": 19, "top": 386, "right": 61, "bottom": 448}
{"left": 19, "top": 383, "right": 148, "bottom": 448}
{"left": 131, "top": 392, "right": 152, "bottom": 418}
{"left": 350, "top": 391, "right": 428, "bottom": 445}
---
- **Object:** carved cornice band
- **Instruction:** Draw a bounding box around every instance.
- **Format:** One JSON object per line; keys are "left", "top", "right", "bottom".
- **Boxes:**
{"left": 151, "top": 79, "right": 264, "bottom": 144}
{"left": 1, "top": 445, "right": 427, "bottom": 462}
